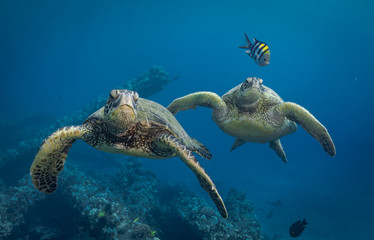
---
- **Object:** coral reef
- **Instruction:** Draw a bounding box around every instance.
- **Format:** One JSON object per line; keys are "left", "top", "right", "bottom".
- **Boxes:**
{"left": 124, "top": 66, "right": 178, "bottom": 98}
{"left": 107, "top": 158, "right": 160, "bottom": 220}
{"left": 225, "top": 188, "right": 264, "bottom": 239}
{"left": 59, "top": 165, "right": 131, "bottom": 239}
{"left": 162, "top": 188, "right": 263, "bottom": 240}
{"left": 57, "top": 158, "right": 159, "bottom": 239}
{"left": 2, "top": 154, "right": 263, "bottom": 240}
{"left": 0, "top": 175, "right": 45, "bottom": 239}
{"left": 130, "top": 223, "right": 153, "bottom": 239}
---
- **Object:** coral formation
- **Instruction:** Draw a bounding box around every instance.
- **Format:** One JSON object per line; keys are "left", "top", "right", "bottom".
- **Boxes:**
{"left": 56, "top": 158, "right": 160, "bottom": 239}
{"left": 131, "top": 223, "right": 153, "bottom": 239}
{"left": 124, "top": 66, "right": 178, "bottom": 97}
{"left": 1, "top": 154, "right": 263, "bottom": 240}
{"left": 163, "top": 188, "right": 263, "bottom": 240}
{"left": 225, "top": 188, "right": 264, "bottom": 239}
{"left": 59, "top": 165, "right": 131, "bottom": 239}
{"left": 0, "top": 175, "right": 45, "bottom": 238}
{"left": 107, "top": 158, "right": 160, "bottom": 220}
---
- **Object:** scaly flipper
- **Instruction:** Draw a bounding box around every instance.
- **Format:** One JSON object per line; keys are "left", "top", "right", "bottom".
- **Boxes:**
{"left": 167, "top": 92, "right": 227, "bottom": 117}
{"left": 230, "top": 138, "right": 246, "bottom": 151}
{"left": 269, "top": 139, "right": 287, "bottom": 163}
{"left": 275, "top": 102, "right": 336, "bottom": 157}
{"left": 155, "top": 134, "right": 228, "bottom": 218}
{"left": 190, "top": 138, "right": 212, "bottom": 160}
{"left": 30, "top": 125, "right": 89, "bottom": 193}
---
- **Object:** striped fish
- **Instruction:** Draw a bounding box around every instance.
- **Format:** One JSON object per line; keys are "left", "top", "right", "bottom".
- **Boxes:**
{"left": 239, "top": 33, "right": 270, "bottom": 66}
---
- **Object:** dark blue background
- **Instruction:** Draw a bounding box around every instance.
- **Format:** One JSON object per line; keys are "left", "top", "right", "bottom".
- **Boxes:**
{"left": 1, "top": 0, "right": 373, "bottom": 239}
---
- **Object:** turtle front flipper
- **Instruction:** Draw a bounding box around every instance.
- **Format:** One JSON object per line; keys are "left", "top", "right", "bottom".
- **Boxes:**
{"left": 30, "top": 125, "right": 89, "bottom": 193}
{"left": 275, "top": 102, "right": 336, "bottom": 157}
{"left": 155, "top": 134, "right": 228, "bottom": 218}
{"left": 167, "top": 92, "right": 227, "bottom": 117}
{"left": 269, "top": 139, "right": 287, "bottom": 163}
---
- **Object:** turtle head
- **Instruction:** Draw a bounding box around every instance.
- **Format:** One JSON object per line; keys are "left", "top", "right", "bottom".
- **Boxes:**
{"left": 237, "top": 77, "right": 263, "bottom": 107}
{"left": 104, "top": 89, "right": 139, "bottom": 132}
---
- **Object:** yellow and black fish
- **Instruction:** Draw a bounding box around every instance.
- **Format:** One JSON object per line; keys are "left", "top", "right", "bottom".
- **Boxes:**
{"left": 239, "top": 33, "right": 270, "bottom": 66}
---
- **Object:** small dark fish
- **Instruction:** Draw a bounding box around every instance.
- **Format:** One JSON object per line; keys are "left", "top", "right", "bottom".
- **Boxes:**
{"left": 266, "top": 199, "right": 282, "bottom": 207}
{"left": 289, "top": 218, "right": 308, "bottom": 237}
{"left": 239, "top": 33, "right": 270, "bottom": 66}
{"left": 266, "top": 210, "right": 273, "bottom": 218}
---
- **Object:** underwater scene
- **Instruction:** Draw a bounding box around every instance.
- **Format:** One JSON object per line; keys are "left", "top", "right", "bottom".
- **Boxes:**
{"left": 1, "top": 0, "right": 373, "bottom": 239}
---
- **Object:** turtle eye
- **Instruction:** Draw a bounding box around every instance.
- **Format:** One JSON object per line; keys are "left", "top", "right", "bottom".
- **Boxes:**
{"left": 241, "top": 78, "right": 253, "bottom": 90}
{"left": 133, "top": 91, "right": 139, "bottom": 102}
{"left": 240, "top": 83, "right": 246, "bottom": 91}
{"left": 110, "top": 89, "right": 119, "bottom": 99}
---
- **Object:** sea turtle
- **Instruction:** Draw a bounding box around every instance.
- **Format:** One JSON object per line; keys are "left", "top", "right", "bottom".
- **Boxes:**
{"left": 167, "top": 77, "right": 336, "bottom": 162}
{"left": 30, "top": 89, "right": 228, "bottom": 218}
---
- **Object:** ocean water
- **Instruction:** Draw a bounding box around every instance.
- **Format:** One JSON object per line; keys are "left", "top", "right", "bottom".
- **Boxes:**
{"left": 1, "top": 0, "right": 373, "bottom": 239}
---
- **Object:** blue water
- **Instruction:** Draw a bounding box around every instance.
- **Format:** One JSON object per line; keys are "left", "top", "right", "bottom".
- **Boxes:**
{"left": 1, "top": 0, "right": 373, "bottom": 239}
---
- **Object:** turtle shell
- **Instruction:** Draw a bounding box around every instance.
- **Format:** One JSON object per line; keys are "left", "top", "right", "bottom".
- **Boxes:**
{"left": 135, "top": 98, "right": 192, "bottom": 143}
{"left": 216, "top": 82, "right": 295, "bottom": 143}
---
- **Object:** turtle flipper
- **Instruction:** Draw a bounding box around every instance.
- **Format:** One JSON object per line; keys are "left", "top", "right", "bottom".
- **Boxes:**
{"left": 155, "top": 134, "right": 228, "bottom": 218}
{"left": 30, "top": 125, "right": 88, "bottom": 193}
{"left": 167, "top": 91, "right": 227, "bottom": 117}
{"left": 230, "top": 138, "right": 246, "bottom": 151}
{"left": 269, "top": 139, "right": 287, "bottom": 163}
{"left": 190, "top": 138, "right": 212, "bottom": 160}
{"left": 275, "top": 102, "right": 336, "bottom": 157}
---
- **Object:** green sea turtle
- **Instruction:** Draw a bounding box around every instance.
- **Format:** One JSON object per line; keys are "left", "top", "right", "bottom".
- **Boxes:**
{"left": 167, "top": 77, "right": 335, "bottom": 162}
{"left": 30, "top": 89, "right": 228, "bottom": 218}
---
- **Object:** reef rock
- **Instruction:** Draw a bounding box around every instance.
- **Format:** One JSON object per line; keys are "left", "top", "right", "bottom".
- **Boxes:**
{"left": 160, "top": 188, "right": 263, "bottom": 240}
{"left": 0, "top": 176, "right": 45, "bottom": 238}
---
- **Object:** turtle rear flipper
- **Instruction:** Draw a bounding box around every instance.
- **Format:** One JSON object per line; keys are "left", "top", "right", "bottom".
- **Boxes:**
{"left": 30, "top": 125, "right": 88, "bottom": 193}
{"left": 167, "top": 91, "right": 227, "bottom": 117}
{"left": 275, "top": 102, "right": 336, "bottom": 157}
{"left": 230, "top": 138, "right": 246, "bottom": 151}
{"left": 190, "top": 138, "right": 212, "bottom": 160}
{"left": 269, "top": 139, "right": 287, "bottom": 163}
{"left": 155, "top": 134, "right": 228, "bottom": 218}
